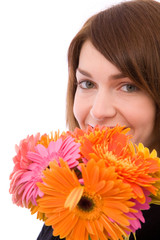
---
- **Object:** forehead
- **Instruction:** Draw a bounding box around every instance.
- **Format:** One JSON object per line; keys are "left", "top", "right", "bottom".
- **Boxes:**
{"left": 78, "top": 40, "right": 124, "bottom": 79}
{"left": 79, "top": 40, "right": 104, "bottom": 65}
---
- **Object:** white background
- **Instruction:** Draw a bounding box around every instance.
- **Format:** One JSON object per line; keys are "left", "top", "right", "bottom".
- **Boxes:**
{"left": 0, "top": 0, "right": 138, "bottom": 239}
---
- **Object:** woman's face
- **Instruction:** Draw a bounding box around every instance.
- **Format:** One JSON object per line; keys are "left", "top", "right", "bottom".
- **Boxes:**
{"left": 73, "top": 40, "right": 156, "bottom": 147}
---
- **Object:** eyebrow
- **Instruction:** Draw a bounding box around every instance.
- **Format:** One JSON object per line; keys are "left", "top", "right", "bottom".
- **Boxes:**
{"left": 77, "top": 68, "right": 92, "bottom": 77}
{"left": 76, "top": 68, "right": 127, "bottom": 80}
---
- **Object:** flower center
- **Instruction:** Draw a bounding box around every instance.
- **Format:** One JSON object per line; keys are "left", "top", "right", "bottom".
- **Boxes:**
{"left": 74, "top": 191, "right": 102, "bottom": 220}
{"left": 77, "top": 195, "right": 95, "bottom": 212}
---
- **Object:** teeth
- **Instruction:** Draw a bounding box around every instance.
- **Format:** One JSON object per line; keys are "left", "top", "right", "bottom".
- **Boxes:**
{"left": 87, "top": 125, "right": 128, "bottom": 130}
{"left": 88, "top": 125, "right": 94, "bottom": 128}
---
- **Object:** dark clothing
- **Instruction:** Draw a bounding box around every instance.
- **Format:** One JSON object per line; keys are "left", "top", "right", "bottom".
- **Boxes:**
{"left": 37, "top": 225, "right": 64, "bottom": 240}
{"left": 37, "top": 204, "right": 160, "bottom": 240}
{"left": 129, "top": 204, "right": 160, "bottom": 239}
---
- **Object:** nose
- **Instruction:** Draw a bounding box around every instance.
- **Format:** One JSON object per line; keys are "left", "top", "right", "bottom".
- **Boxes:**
{"left": 90, "top": 90, "right": 117, "bottom": 121}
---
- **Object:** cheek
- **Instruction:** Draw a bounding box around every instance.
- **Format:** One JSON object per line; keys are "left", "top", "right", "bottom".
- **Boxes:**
{"left": 133, "top": 102, "right": 155, "bottom": 127}
{"left": 124, "top": 99, "right": 156, "bottom": 144}
{"left": 121, "top": 96, "right": 156, "bottom": 127}
{"left": 73, "top": 94, "right": 86, "bottom": 126}
{"left": 125, "top": 107, "right": 155, "bottom": 127}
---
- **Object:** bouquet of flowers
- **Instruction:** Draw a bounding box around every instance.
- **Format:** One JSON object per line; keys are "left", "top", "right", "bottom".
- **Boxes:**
{"left": 9, "top": 126, "right": 160, "bottom": 240}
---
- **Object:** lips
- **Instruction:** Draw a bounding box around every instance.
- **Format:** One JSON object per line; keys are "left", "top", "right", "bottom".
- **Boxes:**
{"left": 87, "top": 124, "right": 129, "bottom": 130}
{"left": 87, "top": 124, "right": 116, "bottom": 129}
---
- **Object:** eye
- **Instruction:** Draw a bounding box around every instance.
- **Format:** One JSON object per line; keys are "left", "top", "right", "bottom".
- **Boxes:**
{"left": 121, "top": 84, "right": 138, "bottom": 93}
{"left": 78, "top": 80, "right": 95, "bottom": 89}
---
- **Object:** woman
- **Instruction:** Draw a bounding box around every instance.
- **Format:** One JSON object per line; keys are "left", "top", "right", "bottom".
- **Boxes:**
{"left": 37, "top": 0, "right": 160, "bottom": 239}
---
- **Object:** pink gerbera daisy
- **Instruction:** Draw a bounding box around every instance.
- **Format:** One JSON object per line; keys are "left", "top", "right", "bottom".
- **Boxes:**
{"left": 126, "top": 192, "right": 151, "bottom": 233}
{"left": 15, "top": 136, "right": 81, "bottom": 206}
{"left": 9, "top": 133, "right": 41, "bottom": 207}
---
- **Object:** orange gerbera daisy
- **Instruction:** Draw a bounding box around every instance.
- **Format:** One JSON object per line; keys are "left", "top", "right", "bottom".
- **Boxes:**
{"left": 37, "top": 130, "right": 63, "bottom": 147}
{"left": 68, "top": 125, "right": 131, "bottom": 161}
{"left": 37, "top": 158, "right": 135, "bottom": 240}
{"left": 28, "top": 200, "right": 47, "bottom": 221}
{"left": 72, "top": 126, "right": 160, "bottom": 203}
{"left": 135, "top": 143, "right": 160, "bottom": 205}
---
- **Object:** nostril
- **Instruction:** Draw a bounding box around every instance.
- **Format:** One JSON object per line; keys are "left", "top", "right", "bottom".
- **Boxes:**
{"left": 90, "top": 109, "right": 106, "bottom": 122}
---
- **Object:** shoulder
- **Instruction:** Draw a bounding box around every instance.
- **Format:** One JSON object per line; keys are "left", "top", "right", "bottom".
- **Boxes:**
{"left": 36, "top": 225, "right": 65, "bottom": 240}
{"left": 130, "top": 204, "right": 160, "bottom": 239}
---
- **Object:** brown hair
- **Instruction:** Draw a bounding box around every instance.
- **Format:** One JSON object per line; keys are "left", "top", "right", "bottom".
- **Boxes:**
{"left": 66, "top": 0, "right": 160, "bottom": 151}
